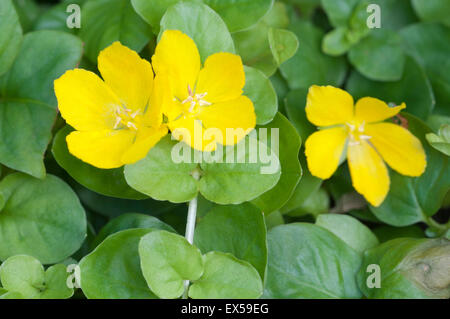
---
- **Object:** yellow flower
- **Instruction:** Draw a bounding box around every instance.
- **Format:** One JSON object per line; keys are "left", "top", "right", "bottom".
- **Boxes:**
{"left": 54, "top": 42, "right": 168, "bottom": 169}
{"left": 304, "top": 85, "right": 427, "bottom": 207}
{"left": 152, "top": 30, "right": 256, "bottom": 151}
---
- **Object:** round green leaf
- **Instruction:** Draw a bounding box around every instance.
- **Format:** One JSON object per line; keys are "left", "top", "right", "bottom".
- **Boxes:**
{"left": 189, "top": 252, "right": 263, "bottom": 299}
{"left": 159, "top": 1, "right": 235, "bottom": 62}
{"left": 357, "top": 238, "right": 450, "bottom": 299}
{"left": 316, "top": 214, "right": 379, "bottom": 254}
{"left": 124, "top": 136, "right": 199, "bottom": 203}
{"left": 0, "top": 173, "right": 86, "bottom": 264}
{"left": 369, "top": 114, "right": 450, "bottom": 226}
{"left": 92, "top": 213, "right": 176, "bottom": 248}
{"left": 348, "top": 29, "right": 405, "bottom": 81}
{"left": 322, "top": 27, "right": 353, "bottom": 56}
{"left": 52, "top": 126, "right": 146, "bottom": 200}
{"left": 346, "top": 56, "right": 435, "bottom": 119}
{"left": 264, "top": 223, "right": 362, "bottom": 298}
{"left": 412, "top": 0, "right": 450, "bottom": 27}
{"left": 0, "top": 0, "right": 22, "bottom": 76}
{"left": 320, "top": 0, "right": 359, "bottom": 28}
{"left": 194, "top": 203, "right": 267, "bottom": 280}
{"left": 268, "top": 28, "right": 299, "bottom": 66}
{"left": 139, "top": 230, "right": 204, "bottom": 299}
{"left": 280, "top": 19, "right": 347, "bottom": 90}
{"left": 79, "top": 229, "right": 157, "bottom": 299}
{"left": 368, "top": 0, "right": 418, "bottom": 30}
{"left": 251, "top": 113, "right": 302, "bottom": 213}
{"left": 0, "top": 30, "right": 82, "bottom": 178}
{"left": 0, "top": 255, "right": 73, "bottom": 299}
{"left": 426, "top": 124, "right": 450, "bottom": 156}
{"left": 80, "top": 0, "right": 151, "bottom": 63}
{"left": 373, "top": 225, "right": 425, "bottom": 243}
{"left": 243, "top": 66, "right": 278, "bottom": 125}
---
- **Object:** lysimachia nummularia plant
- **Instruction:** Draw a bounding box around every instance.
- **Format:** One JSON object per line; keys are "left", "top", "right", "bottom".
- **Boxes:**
{"left": 0, "top": 0, "right": 448, "bottom": 300}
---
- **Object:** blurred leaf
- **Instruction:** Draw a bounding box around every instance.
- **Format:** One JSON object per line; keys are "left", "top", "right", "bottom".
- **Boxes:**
{"left": 426, "top": 124, "right": 450, "bottom": 156}
{"left": 159, "top": 1, "right": 235, "bottom": 62}
{"left": 320, "top": 0, "right": 359, "bottom": 28}
{"left": 411, "top": 0, "right": 450, "bottom": 27}
{"left": 357, "top": 238, "right": 450, "bottom": 299}
{"left": 80, "top": 0, "right": 151, "bottom": 63}
{"left": 80, "top": 229, "right": 157, "bottom": 299}
{"left": 369, "top": 0, "right": 418, "bottom": 30}
{"left": 400, "top": 23, "right": 450, "bottom": 116}
{"left": 268, "top": 28, "right": 299, "bottom": 66}
{"left": 139, "top": 230, "right": 204, "bottom": 299}
{"left": 348, "top": 29, "right": 405, "bottom": 81}
{"left": 0, "top": 255, "right": 73, "bottom": 299}
{"left": 373, "top": 225, "right": 425, "bottom": 243}
{"left": 280, "top": 19, "right": 347, "bottom": 89}
{"left": 0, "top": 0, "right": 22, "bottom": 76}
{"left": 316, "top": 214, "right": 379, "bottom": 254}
{"left": 195, "top": 203, "right": 267, "bottom": 279}
{"left": 252, "top": 113, "right": 302, "bottom": 213}
{"left": 12, "top": 0, "right": 41, "bottom": 32}
{"left": 52, "top": 126, "right": 146, "bottom": 200}
{"left": 189, "top": 252, "right": 263, "bottom": 299}
{"left": 264, "top": 223, "right": 362, "bottom": 298}
{"left": 284, "top": 88, "right": 316, "bottom": 141}
{"left": 243, "top": 66, "right": 278, "bottom": 125}
{"left": 92, "top": 213, "right": 176, "bottom": 248}
{"left": 322, "top": 27, "right": 353, "bottom": 56}
{"left": 370, "top": 114, "right": 450, "bottom": 226}
{"left": 347, "top": 56, "right": 435, "bottom": 119}
{"left": 0, "top": 173, "right": 86, "bottom": 264}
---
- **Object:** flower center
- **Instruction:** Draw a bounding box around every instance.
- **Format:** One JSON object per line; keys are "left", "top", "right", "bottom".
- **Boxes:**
{"left": 113, "top": 105, "right": 142, "bottom": 130}
{"left": 180, "top": 84, "right": 211, "bottom": 115}
{"left": 346, "top": 121, "right": 371, "bottom": 146}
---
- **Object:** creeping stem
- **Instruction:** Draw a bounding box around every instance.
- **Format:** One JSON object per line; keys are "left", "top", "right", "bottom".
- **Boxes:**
{"left": 182, "top": 196, "right": 198, "bottom": 299}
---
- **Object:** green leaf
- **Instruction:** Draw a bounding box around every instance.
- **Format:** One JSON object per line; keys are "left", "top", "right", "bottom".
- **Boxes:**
{"left": 125, "top": 134, "right": 281, "bottom": 205}
{"left": 322, "top": 27, "right": 353, "bottom": 56}
{"left": 372, "top": 225, "right": 424, "bottom": 243}
{"left": 124, "top": 136, "right": 199, "bottom": 203}
{"left": 159, "top": 1, "right": 235, "bottom": 63}
{"left": 264, "top": 223, "right": 362, "bottom": 298}
{"left": 316, "top": 214, "right": 379, "bottom": 254}
{"left": 194, "top": 203, "right": 267, "bottom": 280}
{"left": 0, "top": 173, "right": 86, "bottom": 264}
{"left": 426, "top": 124, "right": 450, "bottom": 156}
{"left": 370, "top": 114, "right": 450, "bottom": 226}
{"left": 368, "top": 0, "right": 418, "bottom": 30}
{"left": 33, "top": 0, "right": 84, "bottom": 33}
{"left": 233, "top": 2, "right": 289, "bottom": 76}
{"left": 268, "top": 28, "right": 299, "bottom": 66}
{"left": 92, "top": 213, "right": 175, "bottom": 248}
{"left": 0, "top": 30, "right": 82, "bottom": 178}
{"left": 243, "top": 66, "right": 278, "bottom": 125}
{"left": 0, "top": 255, "right": 73, "bottom": 299}
{"left": 280, "top": 19, "right": 347, "bottom": 90}
{"left": 400, "top": 23, "right": 450, "bottom": 116}
{"left": 411, "top": 0, "right": 450, "bottom": 27}
{"left": 348, "top": 29, "right": 405, "bottom": 81}
{"left": 0, "top": 0, "right": 22, "bottom": 76}
{"left": 320, "top": 0, "right": 359, "bottom": 28}
{"left": 79, "top": 0, "right": 151, "bottom": 63}
{"left": 11, "top": 0, "right": 41, "bottom": 32}
{"left": 79, "top": 229, "right": 157, "bottom": 299}
{"left": 52, "top": 126, "right": 146, "bottom": 200}
{"left": 251, "top": 113, "right": 302, "bottom": 213}
{"left": 189, "top": 252, "right": 263, "bottom": 299}
{"left": 284, "top": 187, "right": 329, "bottom": 217}
{"left": 284, "top": 89, "right": 316, "bottom": 141}
{"left": 357, "top": 238, "right": 450, "bottom": 299}
{"left": 139, "top": 230, "right": 204, "bottom": 299}
{"left": 346, "top": 56, "right": 435, "bottom": 118}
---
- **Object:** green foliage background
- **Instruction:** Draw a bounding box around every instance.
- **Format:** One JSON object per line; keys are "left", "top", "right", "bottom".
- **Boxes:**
{"left": 0, "top": 0, "right": 448, "bottom": 299}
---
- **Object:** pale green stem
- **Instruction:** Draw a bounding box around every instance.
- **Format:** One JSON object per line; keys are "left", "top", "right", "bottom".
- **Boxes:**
{"left": 182, "top": 196, "right": 198, "bottom": 299}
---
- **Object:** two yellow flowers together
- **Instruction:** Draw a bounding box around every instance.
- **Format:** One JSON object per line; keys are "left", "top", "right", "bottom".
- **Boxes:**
{"left": 304, "top": 86, "right": 427, "bottom": 207}
{"left": 54, "top": 30, "right": 256, "bottom": 169}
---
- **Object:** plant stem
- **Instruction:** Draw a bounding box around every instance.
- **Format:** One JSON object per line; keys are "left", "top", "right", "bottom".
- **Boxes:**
{"left": 182, "top": 196, "right": 198, "bottom": 299}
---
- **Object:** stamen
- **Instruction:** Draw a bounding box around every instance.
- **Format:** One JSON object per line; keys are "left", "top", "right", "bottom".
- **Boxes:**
{"left": 127, "top": 122, "right": 137, "bottom": 130}
{"left": 113, "top": 117, "right": 121, "bottom": 129}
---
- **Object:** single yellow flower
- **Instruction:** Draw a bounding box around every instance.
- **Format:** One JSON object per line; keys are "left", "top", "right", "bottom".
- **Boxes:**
{"left": 54, "top": 42, "right": 168, "bottom": 169}
{"left": 152, "top": 30, "right": 256, "bottom": 151}
{"left": 304, "top": 85, "right": 426, "bottom": 207}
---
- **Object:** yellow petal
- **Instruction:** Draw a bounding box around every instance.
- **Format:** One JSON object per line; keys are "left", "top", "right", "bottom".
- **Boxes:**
{"left": 144, "top": 74, "right": 168, "bottom": 128}
{"left": 347, "top": 140, "right": 390, "bottom": 207}
{"left": 98, "top": 41, "right": 154, "bottom": 112}
{"left": 197, "top": 95, "right": 256, "bottom": 146}
{"left": 122, "top": 126, "right": 168, "bottom": 164}
{"left": 169, "top": 116, "right": 215, "bottom": 152}
{"left": 152, "top": 30, "right": 200, "bottom": 101}
{"left": 305, "top": 127, "right": 348, "bottom": 179}
{"left": 305, "top": 85, "right": 354, "bottom": 127}
{"left": 365, "top": 122, "right": 426, "bottom": 176}
{"left": 354, "top": 97, "right": 405, "bottom": 123}
{"left": 195, "top": 52, "right": 245, "bottom": 103}
{"left": 67, "top": 129, "right": 135, "bottom": 169}
{"left": 54, "top": 69, "right": 119, "bottom": 131}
